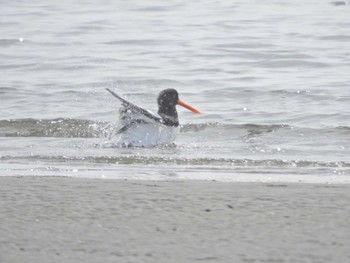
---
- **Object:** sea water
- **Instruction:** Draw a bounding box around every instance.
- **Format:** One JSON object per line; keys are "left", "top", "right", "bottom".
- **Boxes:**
{"left": 1, "top": 0, "right": 350, "bottom": 182}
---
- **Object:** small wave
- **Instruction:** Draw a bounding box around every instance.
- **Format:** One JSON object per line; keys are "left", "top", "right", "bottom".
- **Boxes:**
{"left": 0, "top": 118, "right": 110, "bottom": 138}
{"left": 0, "top": 38, "right": 25, "bottom": 47}
{"left": 1, "top": 118, "right": 350, "bottom": 139}
{"left": 181, "top": 122, "right": 290, "bottom": 133}
{"left": 1, "top": 155, "right": 349, "bottom": 168}
{"left": 330, "top": 1, "right": 350, "bottom": 6}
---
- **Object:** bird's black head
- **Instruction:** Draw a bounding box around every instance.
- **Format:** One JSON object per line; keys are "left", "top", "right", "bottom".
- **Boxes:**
{"left": 157, "top": 89, "right": 179, "bottom": 126}
{"left": 157, "top": 89, "right": 179, "bottom": 109}
{"left": 157, "top": 88, "right": 200, "bottom": 126}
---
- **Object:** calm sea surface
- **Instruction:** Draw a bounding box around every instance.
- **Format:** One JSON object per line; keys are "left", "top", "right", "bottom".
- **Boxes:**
{"left": 1, "top": 0, "right": 350, "bottom": 182}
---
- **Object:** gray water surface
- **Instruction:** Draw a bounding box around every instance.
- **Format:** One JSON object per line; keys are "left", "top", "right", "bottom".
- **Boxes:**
{"left": 1, "top": 0, "right": 350, "bottom": 182}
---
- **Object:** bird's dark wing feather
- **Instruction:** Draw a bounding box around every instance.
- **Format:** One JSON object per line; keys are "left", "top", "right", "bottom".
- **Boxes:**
{"left": 106, "top": 88, "right": 162, "bottom": 123}
{"left": 115, "top": 118, "right": 148, "bottom": 134}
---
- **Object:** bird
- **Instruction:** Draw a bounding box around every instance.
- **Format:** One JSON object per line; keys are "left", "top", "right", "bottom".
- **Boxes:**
{"left": 106, "top": 88, "right": 201, "bottom": 147}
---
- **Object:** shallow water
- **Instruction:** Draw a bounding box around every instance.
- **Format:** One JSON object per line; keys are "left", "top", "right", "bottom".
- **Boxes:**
{"left": 1, "top": 0, "right": 350, "bottom": 182}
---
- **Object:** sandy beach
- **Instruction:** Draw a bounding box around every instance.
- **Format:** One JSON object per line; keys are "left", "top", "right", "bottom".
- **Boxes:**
{"left": 1, "top": 177, "right": 349, "bottom": 263}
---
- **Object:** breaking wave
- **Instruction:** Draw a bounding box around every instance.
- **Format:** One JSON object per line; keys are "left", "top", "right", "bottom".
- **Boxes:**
{"left": 1, "top": 154, "right": 349, "bottom": 169}
{"left": 1, "top": 118, "right": 349, "bottom": 138}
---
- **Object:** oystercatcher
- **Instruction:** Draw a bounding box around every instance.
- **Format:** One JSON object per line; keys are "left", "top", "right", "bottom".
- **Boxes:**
{"left": 106, "top": 88, "right": 200, "bottom": 147}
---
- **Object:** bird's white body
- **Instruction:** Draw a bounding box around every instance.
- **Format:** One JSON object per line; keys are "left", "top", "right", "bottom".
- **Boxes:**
{"left": 114, "top": 110, "right": 180, "bottom": 147}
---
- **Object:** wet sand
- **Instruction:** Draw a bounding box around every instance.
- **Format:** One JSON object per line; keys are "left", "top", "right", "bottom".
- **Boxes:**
{"left": 1, "top": 177, "right": 350, "bottom": 263}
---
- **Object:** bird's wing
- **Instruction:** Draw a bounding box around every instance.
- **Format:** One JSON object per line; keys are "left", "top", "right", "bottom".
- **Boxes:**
{"left": 106, "top": 88, "right": 162, "bottom": 123}
{"left": 116, "top": 107, "right": 152, "bottom": 134}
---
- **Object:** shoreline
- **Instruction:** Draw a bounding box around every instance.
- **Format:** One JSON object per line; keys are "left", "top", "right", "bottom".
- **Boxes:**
{"left": 1, "top": 176, "right": 350, "bottom": 263}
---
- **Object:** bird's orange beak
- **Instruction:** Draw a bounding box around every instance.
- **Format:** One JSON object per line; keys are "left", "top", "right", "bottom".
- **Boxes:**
{"left": 177, "top": 100, "right": 201, "bottom": 114}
